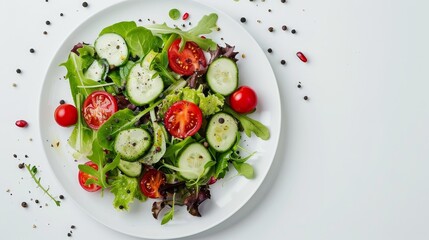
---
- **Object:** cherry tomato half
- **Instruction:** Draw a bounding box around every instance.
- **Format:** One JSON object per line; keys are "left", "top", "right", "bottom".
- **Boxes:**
{"left": 229, "top": 86, "right": 258, "bottom": 114}
{"left": 78, "top": 161, "right": 101, "bottom": 192}
{"left": 164, "top": 100, "right": 203, "bottom": 139}
{"left": 140, "top": 169, "right": 166, "bottom": 198}
{"left": 83, "top": 91, "right": 118, "bottom": 130}
{"left": 54, "top": 103, "right": 78, "bottom": 127}
{"left": 168, "top": 39, "right": 207, "bottom": 76}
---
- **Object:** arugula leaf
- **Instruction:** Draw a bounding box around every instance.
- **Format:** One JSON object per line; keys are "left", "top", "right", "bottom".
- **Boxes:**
{"left": 68, "top": 93, "right": 94, "bottom": 158}
{"left": 161, "top": 193, "right": 175, "bottom": 225}
{"left": 99, "top": 21, "right": 137, "bottom": 38}
{"left": 60, "top": 52, "right": 103, "bottom": 105}
{"left": 110, "top": 174, "right": 139, "bottom": 211}
{"left": 25, "top": 164, "right": 61, "bottom": 206}
{"left": 146, "top": 13, "right": 218, "bottom": 51}
{"left": 125, "top": 27, "right": 162, "bottom": 58}
{"left": 232, "top": 162, "right": 254, "bottom": 179}
{"left": 223, "top": 105, "right": 270, "bottom": 140}
{"left": 97, "top": 100, "right": 162, "bottom": 150}
{"left": 214, "top": 150, "right": 232, "bottom": 179}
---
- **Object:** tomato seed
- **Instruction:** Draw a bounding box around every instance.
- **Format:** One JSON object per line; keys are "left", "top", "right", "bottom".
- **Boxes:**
{"left": 15, "top": 120, "right": 28, "bottom": 128}
{"left": 296, "top": 52, "right": 308, "bottom": 62}
{"left": 183, "top": 12, "right": 189, "bottom": 20}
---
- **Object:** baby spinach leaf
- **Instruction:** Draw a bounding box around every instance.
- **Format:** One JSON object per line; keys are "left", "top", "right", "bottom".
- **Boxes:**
{"left": 223, "top": 105, "right": 270, "bottom": 140}
{"left": 125, "top": 27, "right": 162, "bottom": 58}
{"left": 99, "top": 21, "right": 137, "bottom": 38}
{"left": 232, "top": 162, "right": 254, "bottom": 179}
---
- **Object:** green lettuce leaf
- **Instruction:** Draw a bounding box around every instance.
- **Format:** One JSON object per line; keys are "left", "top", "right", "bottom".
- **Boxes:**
{"left": 110, "top": 174, "right": 140, "bottom": 211}
{"left": 99, "top": 21, "right": 137, "bottom": 38}
{"left": 68, "top": 93, "right": 94, "bottom": 158}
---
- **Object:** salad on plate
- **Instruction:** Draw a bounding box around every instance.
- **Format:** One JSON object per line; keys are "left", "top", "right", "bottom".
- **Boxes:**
{"left": 56, "top": 12, "right": 270, "bottom": 224}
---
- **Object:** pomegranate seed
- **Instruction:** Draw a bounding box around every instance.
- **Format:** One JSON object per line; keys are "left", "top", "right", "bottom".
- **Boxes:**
{"left": 15, "top": 120, "right": 28, "bottom": 128}
{"left": 182, "top": 12, "right": 189, "bottom": 20}
{"left": 296, "top": 52, "right": 308, "bottom": 63}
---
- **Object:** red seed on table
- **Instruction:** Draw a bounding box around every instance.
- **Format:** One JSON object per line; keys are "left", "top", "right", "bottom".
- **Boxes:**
{"left": 296, "top": 51, "right": 308, "bottom": 62}
{"left": 182, "top": 12, "right": 189, "bottom": 20}
{"left": 15, "top": 120, "right": 28, "bottom": 128}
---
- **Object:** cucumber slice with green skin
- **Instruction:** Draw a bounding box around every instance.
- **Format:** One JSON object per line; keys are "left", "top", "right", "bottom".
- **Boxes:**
{"left": 126, "top": 52, "right": 164, "bottom": 106}
{"left": 206, "top": 58, "right": 238, "bottom": 96}
{"left": 140, "top": 110, "right": 167, "bottom": 165}
{"left": 94, "top": 33, "right": 128, "bottom": 67}
{"left": 114, "top": 128, "right": 151, "bottom": 161}
{"left": 177, "top": 143, "right": 213, "bottom": 180}
{"left": 206, "top": 112, "right": 238, "bottom": 152}
{"left": 84, "top": 59, "right": 108, "bottom": 81}
{"left": 118, "top": 160, "right": 142, "bottom": 177}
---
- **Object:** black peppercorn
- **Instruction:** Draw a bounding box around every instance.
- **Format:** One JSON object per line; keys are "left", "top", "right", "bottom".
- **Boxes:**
{"left": 82, "top": 2, "right": 88, "bottom": 7}
{"left": 280, "top": 60, "right": 286, "bottom": 65}
{"left": 291, "top": 29, "right": 296, "bottom": 34}
{"left": 43, "top": 31, "right": 48, "bottom": 35}
{"left": 281, "top": 0, "right": 286, "bottom": 3}
{"left": 21, "top": 202, "right": 28, "bottom": 208}
{"left": 18, "top": 163, "right": 25, "bottom": 169}
{"left": 30, "top": 48, "right": 35, "bottom": 53}
{"left": 267, "top": 48, "right": 273, "bottom": 53}
{"left": 60, "top": 13, "right": 64, "bottom": 17}
{"left": 46, "top": 20, "right": 51, "bottom": 25}
{"left": 59, "top": 100, "right": 65, "bottom": 104}
{"left": 59, "top": 195, "right": 65, "bottom": 200}
{"left": 16, "top": 69, "right": 22, "bottom": 74}
{"left": 240, "top": 17, "right": 246, "bottom": 23}
{"left": 282, "top": 25, "right": 287, "bottom": 31}
{"left": 268, "top": 27, "right": 274, "bottom": 32}
{"left": 304, "top": 96, "right": 309, "bottom": 100}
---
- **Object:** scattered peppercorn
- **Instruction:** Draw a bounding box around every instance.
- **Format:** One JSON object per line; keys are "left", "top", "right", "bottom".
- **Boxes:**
{"left": 71, "top": 225, "right": 76, "bottom": 229}
{"left": 59, "top": 100, "right": 65, "bottom": 104}
{"left": 59, "top": 195, "right": 65, "bottom": 200}
{"left": 25, "top": 155, "right": 28, "bottom": 158}
{"left": 35, "top": 199, "right": 39, "bottom": 204}
{"left": 291, "top": 29, "right": 296, "bottom": 34}
{"left": 16, "top": 68, "right": 22, "bottom": 74}
{"left": 240, "top": 17, "right": 246, "bottom": 23}
{"left": 43, "top": 31, "right": 48, "bottom": 35}
{"left": 119, "top": 205, "right": 124, "bottom": 209}
{"left": 280, "top": 60, "right": 286, "bottom": 65}
{"left": 304, "top": 96, "right": 309, "bottom": 100}
{"left": 18, "top": 163, "right": 25, "bottom": 169}
{"left": 268, "top": 27, "right": 274, "bottom": 32}
{"left": 297, "top": 84, "right": 302, "bottom": 88}
{"left": 12, "top": 83, "right": 17, "bottom": 87}
{"left": 46, "top": 20, "right": 51, "bottom": 25}
{"left": 267, "top": 48, "right": 273, "bottom": 53}
{"left": 67, "top": 233, "right": 72, "bottom": 237}
{"left": 29, "top": 48, "right": 35, "bottom": 53}
{"left": 82, "top": 2, "right": 88, "bottom": 7}
{"left": 15, "top": 120, "right": 28, "bottom": 128}
{"left": 138, "top": 19, "right": 142, "bottom": 22}
{"left": 282, "top": 25, "right": 287, "bottom": 31}
{"left": 60, "top": 13, "right": 64, "bottom": 17}
{"left": 218, "top": 118, "right": 225, "bottom": 124}
{"left": 281, "top": 0, "right": 286, "bottom": 3}
{"left": 21, "top": 202, "right": 28, "bottom": 208}
{"left": 13, "top": 154, "right": 17, "bottom": 158}
{"left": 268, "top": 9, "right": 272, "bottom": 12}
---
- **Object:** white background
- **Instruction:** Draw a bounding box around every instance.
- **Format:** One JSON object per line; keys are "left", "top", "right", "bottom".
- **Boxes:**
{"left": 1, "top": 0, "right": 428, "bottom": 239}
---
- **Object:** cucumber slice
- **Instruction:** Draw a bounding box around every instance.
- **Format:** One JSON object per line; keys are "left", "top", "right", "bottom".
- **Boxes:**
{"left": 118, "top": 160, "right": 142, "bottom": 177}
{"left": 177, "top": 143, "right": 213, "bottom": 180}
{"left": 94, "top": 33, "right": 128, "bottom": 67}
{"left": 114, "top": 128, "right": 151, "bottom": 161}
{"left": 125, "top": 53, "right": 164, "bottom": 106}
{"left": 84, "top": 59, "right": 108, "bottom": 81}
{"left": 206, "top": 58, "right": 238, "bottom": 96}
{"left": 206, "top": 113, "right": 238, "bottom": 152}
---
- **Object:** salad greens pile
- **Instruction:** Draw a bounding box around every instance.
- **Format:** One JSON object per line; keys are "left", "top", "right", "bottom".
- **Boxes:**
{"left": 60, "top": 12, "right": 270, "bottom": 224}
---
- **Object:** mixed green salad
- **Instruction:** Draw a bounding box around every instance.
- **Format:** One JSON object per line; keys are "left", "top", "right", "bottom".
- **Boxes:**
{"left": 55, "top": 13, "right": 270, "bottom": 224}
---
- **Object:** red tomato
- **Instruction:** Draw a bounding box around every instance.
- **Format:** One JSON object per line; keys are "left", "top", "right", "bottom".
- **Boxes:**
{"left": 83, "top": 91, "right": 118, "bottom": 130}
{"left": 164, "top": 100, "right": 203, "bottom": 139}
{"left": 168, "top": 39, "right": 207, "bottom": 76}
{"left": 140, "top": 169, "right": 166, "bottom": 198}
{"left": 229, "top": 86, "right": 258, "bottom": 113}
{"left": 54, "top": 104, "right": 78, "bottom": 127}
{"left": 78, "top": 161, "right": 101, "bottom": 192}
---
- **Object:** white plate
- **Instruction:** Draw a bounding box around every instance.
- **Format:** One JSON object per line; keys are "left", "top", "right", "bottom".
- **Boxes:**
{"left": 39, "top": 0, "right": 281, "bottom": 239}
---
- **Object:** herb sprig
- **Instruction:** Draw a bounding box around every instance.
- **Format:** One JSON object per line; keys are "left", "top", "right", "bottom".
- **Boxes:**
{"left": 25, "top": 164, "right": 61, "bottom": 207}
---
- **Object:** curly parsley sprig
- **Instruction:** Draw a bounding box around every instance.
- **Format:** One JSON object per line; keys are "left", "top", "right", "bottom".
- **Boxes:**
{"left": 25, "top": 164, "right": 61, "bottom": 207}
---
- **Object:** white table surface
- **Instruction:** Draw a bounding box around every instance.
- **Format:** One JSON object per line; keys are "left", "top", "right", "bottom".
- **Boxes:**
{"left": 1, "top": 0, "right": 429, "bottom": 239}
